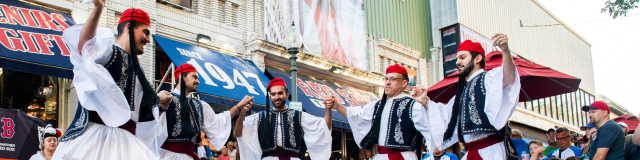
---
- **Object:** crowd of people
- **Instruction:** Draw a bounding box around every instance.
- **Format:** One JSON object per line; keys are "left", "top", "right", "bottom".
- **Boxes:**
{"left": 195, "top": 139, "right": 239, "bottom": 160}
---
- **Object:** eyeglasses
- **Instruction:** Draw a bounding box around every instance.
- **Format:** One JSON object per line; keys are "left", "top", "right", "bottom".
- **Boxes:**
{"left": 556, "top": 136, "right": 570, "bottom": 141}
{"left": 384, "top": 77, "right": 406, "bottom": 82}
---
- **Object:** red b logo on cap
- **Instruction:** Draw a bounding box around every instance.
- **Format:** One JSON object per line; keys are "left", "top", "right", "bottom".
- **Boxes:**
{"left": 1, "top": 117, "right": 14, "bottom": 138}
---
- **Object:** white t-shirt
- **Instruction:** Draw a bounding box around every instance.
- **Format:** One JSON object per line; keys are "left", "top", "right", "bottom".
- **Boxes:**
{"left": 197, "top": 146, "right": 207, "bottom": 158}
{"left": 228, "top": 149, "right": 237, "bottom": 160}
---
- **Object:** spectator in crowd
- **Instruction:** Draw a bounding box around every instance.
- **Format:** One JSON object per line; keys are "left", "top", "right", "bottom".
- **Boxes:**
{"left": 422, "top": 147, "right": 459, "bottom": 160}
{"left": 618, "top": 122, "right": 629, "bottom": 136}
{"left": 529, "top": 140, "right": 549, "bottom": 160}
{"left": 624, "top": 133, "right": 640, "bottom": 160}
{"left": 444, "top": 142, "right": 465, "bottom": 159}
{"left": 545, "top": 128, "right": 560, "bottom": 156}
{"left": 219, "top": 146, "right": 230, "bottom": 160}
{"left": 634, "top": 122, "right": 640, "bottom": 151}
{"left": 579, "top": 123, "right": 597, "bottom": 159}
{"left": 548, "top": 127, "right": 582, "bottom": 159}
{"left": 510, "top": 129, "right": 530, "bottom": 159}
{"left": 362, "top": 149, "right": 373, "bottom": 160}
{"left": 227, "top": 141, "right": 237, "bottom": 160}
{"left": 564, "top": 156, "right": 581, "bottom": 160}
{"left": 30, "top": 124, "right": 58, "bottom": 160}
{"left": 583, "top": 101, "right": 624, "bottom": 160}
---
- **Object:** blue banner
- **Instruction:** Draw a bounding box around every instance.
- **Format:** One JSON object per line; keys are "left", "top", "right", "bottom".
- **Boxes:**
{"left": 265, "top": 66, "right": 379, "bottom": 128}
{"left": 153, "top": 35, "right": 271, "bottom": 106}
{"left": 0, "top": 1, "right": 76, "bottom": 78}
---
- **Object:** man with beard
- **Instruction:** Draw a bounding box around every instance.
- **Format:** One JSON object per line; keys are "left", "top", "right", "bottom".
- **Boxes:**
{"left": 544, "top": 129, "right": 560, "bottom": 156}
{"left": 159, "top": 64, "right": 254, "bottom": 160}
{"left": 582, "top": 101, "right": 624, "bottom": 160}
{"left": 54, "top": 0, "right": 172, "bottom": 159}
{"left": 328, "top": 64, "right": 431, "bottom": 160}
{"left": 413, "top": 34, "right": 520, "bottom": 160}
{"left": 234, "top": 78, "right": 332, "bottom": 160}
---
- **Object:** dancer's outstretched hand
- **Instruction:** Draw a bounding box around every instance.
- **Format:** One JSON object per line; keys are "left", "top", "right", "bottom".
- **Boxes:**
{"left": 157, "top": 90, "right": 173, "bottom": 110}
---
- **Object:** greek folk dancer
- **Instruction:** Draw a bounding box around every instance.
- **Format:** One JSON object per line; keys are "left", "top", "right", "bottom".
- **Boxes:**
{"left": 53, "top": 1, "right": 172, "bottom": 159}
{"left": 414, "top": 34, "right": 521, "bottom": 160}
{"left": 159, "top": 64, "right": 253, "bottom": 160}
{"left": 329, "top": 64, "right": 431, "bottom": 160}
{"left": 235, "top": 78, "right": 333, "bottom": 160}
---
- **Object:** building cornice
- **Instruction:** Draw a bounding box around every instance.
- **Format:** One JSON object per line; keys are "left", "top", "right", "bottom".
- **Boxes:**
{"left": 245, "top": 39, "right": 386, "bottom": 87}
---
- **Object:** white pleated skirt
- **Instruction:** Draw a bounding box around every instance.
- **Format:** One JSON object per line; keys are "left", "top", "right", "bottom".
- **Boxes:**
{"left": 159, "top": 149, "right": 194, "bottom": 160}
{"left": 52, "top": 122, "right": 157, "bottom": 160}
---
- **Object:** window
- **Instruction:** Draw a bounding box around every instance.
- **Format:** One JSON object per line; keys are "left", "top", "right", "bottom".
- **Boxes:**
{"left": 219, "top": 0, "right": 226, "bottom": 23}
{"left": 1, "top": 69, "right": 61, "bottom": 122}
{"left": 232, "top": 3, "right": 239, "bottom": 27}
{"left": 160, "top": 0, "right": 192, "bottom": 9}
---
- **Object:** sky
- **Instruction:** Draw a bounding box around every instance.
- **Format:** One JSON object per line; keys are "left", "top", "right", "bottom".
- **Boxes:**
{"left": 536, "top": 0, "right": 640, "bottom": 115}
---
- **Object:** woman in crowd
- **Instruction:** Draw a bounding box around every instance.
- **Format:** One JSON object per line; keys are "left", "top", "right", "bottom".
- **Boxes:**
{"left": 580, "top": 127, "right": 597, "bottom": 159}
{"left": 30, "top": 124, "right": 59, "bottom": 160}
{"left": 529, "top": 140, "right": 549, "bottom": 160}
{"left": 218, "top": 146, "right": 230, "bottom": 160}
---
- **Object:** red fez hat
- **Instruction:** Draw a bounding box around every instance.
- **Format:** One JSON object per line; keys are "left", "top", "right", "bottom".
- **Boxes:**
{"left": 386, "top": 64, "right": 408, "bottom": 75}
{"left": 174, "top": 64, "right": 197, "bottom": 80}
{"left": 457, "top": 40, "right": 485, "bottom": 56}
{"left": 119, "top": 8, "right": 151, "bottom": 27}
{"left": 267, "top": 77, "right": 287, "bottom": 92}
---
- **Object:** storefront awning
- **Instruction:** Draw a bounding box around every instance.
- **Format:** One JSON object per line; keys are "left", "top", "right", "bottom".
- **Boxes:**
{"left": 265, "top": 66, "right": 380, "bottom": 129}
{"left": 153, "top": 35, "right": 270, "bottom": 109}
{"left": 0, "top": 1, "right": 76, "bottom": 79}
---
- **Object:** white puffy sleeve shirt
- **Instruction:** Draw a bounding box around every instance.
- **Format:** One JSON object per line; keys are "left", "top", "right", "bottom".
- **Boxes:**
{"left": 237, "top": 110, "right": 332, "bottom": 160}
{"left": 63, "top": 24, "right": 168, "bottom": 157}
{"left": 426, "top": 67, "right": 521, "bottom": 153}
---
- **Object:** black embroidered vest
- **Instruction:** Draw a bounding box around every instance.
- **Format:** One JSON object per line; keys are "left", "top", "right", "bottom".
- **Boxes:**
{"left": 61, "top": 45, "right": 141, "bottom": 142}
{"left": 360, "top": 97, "right": 419, "bottom": 150}
{"left": 458, "top": 71, "right": 519, "bottom": 160}
{"left": 257, "top": 109, "right": 303, "bottom": 153}
{"left": 459, "top": 72, "right": 496, "bottom": 134}
{"left": 165, "top": 92, "right": 204, "bottom": 142}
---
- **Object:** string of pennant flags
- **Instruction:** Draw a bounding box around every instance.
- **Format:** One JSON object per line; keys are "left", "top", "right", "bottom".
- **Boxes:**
{"left": 520, "top": 12, "right": 640, "bottom": 27}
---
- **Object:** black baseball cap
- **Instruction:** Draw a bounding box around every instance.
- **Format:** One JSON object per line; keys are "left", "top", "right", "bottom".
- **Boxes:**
{"left": 546, "top": 128, "right": 555, "bottom": 134}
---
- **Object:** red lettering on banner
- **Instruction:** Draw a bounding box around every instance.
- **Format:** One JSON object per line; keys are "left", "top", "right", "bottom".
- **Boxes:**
{"left": 320, "top": 85, "right": 345, "bottom": 104}
{"left": 1, "top": 118, "right": 14, "bottom": 138}
{"left": 360, "top": 94, "right": 371, "bottom": 104}
{"left": 17, "top": 30, "right": 40, "bottom": 53}
{"left": 49, "top": 35, "right": 70, "bottom": 56}
{"left": 349, "top": 91, "right": 371, "bottom": 106}
{"left": 307, "top": 81, "right": 329, "bottom": 99}
{"left": 32, "top": 33, "right": 54, "bottom": 55}
{"left": 0, "top": 6, "right": 6, "bottom": 24}
{"left": 297, "top": 79, "right": 321, "bottom": 98}
{"left": 0, "top": 28, "right": 26, "bottom": 52}
{"left": 18, "top": 8, "right": 40, "bottom": 28}
{"left": 0, "top": 5, "right": 26, "bottom": 26}
{"left": 51, "top": 13, "right": 70, "bottom": 31}
{"left": 32, "top": 10, "right": 60, "bottom": 31}
{"left": 337, "top": 89, "right": 358, "bottom": 106}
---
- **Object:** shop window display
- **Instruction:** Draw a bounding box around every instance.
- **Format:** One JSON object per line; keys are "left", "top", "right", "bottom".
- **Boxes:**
{"left": 0, "top": 68, "right": 59, "bottom": 121}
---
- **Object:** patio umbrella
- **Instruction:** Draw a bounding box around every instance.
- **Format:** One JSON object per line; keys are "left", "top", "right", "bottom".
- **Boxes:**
{"left": 427, "top": 51, "right": 582, "bottom": 103}
{"left": 613, "top": 114, "right": 639, "bottom": 133}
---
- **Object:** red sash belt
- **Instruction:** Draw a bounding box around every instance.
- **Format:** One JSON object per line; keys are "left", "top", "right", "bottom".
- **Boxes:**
{"left": 465, "top": 134, "right": 503, "bottom": 160}
{"left": 377, "top": 146, "right": 410, "bottom": 160}
{"left": 262, "top": 147, "right": 298, "bottom": 160}
{"left": 88, "top": 111, "right": 137, "bottom": 135}
{"left": 161, "top": 142, "right": 199, "bottom": 160}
